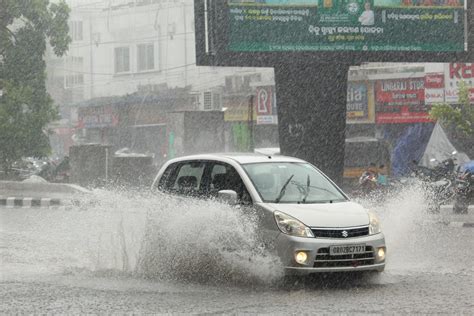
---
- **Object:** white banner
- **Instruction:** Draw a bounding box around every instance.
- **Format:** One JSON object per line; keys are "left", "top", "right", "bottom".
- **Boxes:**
{"left": 424, "top": 88, "right": 444, "bottom": 104}
{"left": 256, "top": 115, "right": 278, "bottom": 125}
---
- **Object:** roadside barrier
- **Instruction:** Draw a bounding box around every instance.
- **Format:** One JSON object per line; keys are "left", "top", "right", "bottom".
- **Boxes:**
{"left": 0, "top": 197, "right": 62, "bottom": 208}
{"left": 424, "top": 205, "right": 474, "bottom": 228}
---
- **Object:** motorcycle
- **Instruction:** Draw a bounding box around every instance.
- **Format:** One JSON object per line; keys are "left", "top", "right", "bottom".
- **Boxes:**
{"left": 453, "top": 161, "right": 474, "bottom": 214}
{"left": 412, "top": 152, "right": 458, "bottom": 213}
{"left": 350, "top": 171, "right": 388, "bottom": 203}
{"left": 358, "top": 173, "right": 378, "bottom": 193}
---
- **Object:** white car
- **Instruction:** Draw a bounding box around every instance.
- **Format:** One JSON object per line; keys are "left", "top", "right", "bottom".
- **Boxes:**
{"left": 151, "top": 153, "right": 386, "bottom": 274}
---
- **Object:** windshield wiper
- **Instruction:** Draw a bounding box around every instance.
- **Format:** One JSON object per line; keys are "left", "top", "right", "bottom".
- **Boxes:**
{"left": 302, "top": 174, "right": 310, "bottom": 203}
{"left": 275, "top": 174, "right": 294, "bottom": 203}
{"left": 292, "top": 181, "right": 345, "bottom": 203}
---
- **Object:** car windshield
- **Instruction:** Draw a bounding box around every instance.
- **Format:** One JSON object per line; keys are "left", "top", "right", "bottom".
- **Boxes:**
{"left": 242, "top": 162, "right": 347, "bottom": 203}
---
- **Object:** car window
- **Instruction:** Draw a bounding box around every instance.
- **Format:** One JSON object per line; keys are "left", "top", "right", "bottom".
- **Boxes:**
{"left": 162, "top": 161, "right": 206, "bottom": 196}
{"left": 209, "top": 162, "right": 252, "bottom": 205}
{"left": 157, "top": 162, "right": 178, "bottom": 190}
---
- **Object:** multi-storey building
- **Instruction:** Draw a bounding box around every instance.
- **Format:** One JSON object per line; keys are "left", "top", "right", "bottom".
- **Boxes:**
{"left": 45, "top": 0, "right": 274, "bottom": 159}
{"left": 46, "top": 0, "right": 274, "bottom": 116}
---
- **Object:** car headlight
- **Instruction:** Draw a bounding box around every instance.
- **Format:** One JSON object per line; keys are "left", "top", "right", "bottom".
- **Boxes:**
{"left": 274, "top": 211, "right": 314, "bottom": 238}
{"left": 368, "top": 211, "right": 381, "bottom": 235}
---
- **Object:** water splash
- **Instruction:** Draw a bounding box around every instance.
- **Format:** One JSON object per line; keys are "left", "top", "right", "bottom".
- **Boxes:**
{"left": 2, "top": 181, "right": 467, "bottom": 286}
{"left": 1, "top": 188, "right": 283, "bottom": 284}
{"left": 353, "top": 179, "right": 470, "bottom": 275}
{"left": 135, "top": 194, "right": 283, "bottom": 284}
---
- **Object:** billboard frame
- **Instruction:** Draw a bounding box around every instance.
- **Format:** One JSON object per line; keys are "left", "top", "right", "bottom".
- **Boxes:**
{"left": 195, "top": 0, "right": 473, "bottom": 67}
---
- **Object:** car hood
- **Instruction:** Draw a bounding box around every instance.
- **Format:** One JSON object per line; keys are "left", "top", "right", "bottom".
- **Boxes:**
{"left": 264, "top": 201, "right": 369, "bottom": 228}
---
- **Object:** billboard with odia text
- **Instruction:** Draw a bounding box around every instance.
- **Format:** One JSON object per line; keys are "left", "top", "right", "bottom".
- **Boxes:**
{"left": 228, "top": 0, "right": 466, "bottom": 52}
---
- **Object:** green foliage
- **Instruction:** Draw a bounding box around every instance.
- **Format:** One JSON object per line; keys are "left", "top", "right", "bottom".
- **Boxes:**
{"left": 0, "top": 0, "right": 71, "bottom": 172}
{"left": 429, "top": 81, "right": 474, "bottom": 136}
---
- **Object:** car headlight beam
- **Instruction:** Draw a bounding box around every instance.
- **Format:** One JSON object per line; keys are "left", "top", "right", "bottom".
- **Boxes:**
{"left": 368, "top": 211, "right": 381, "bottom": 235}
{"left": 274, "top": 211, "right": 314, "bottom": 238}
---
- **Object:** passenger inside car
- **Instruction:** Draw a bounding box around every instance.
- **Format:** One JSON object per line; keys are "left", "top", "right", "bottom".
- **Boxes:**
{"left": 210, "top": 167, "right": 252, "bottom": 205}
{"left": 177, "top": 176, "right": 198, "bottom": 194}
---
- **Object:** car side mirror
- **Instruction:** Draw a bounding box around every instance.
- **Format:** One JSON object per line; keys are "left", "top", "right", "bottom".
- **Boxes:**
{"left": 217, "top": 190, "right": 238, "bottom": 205}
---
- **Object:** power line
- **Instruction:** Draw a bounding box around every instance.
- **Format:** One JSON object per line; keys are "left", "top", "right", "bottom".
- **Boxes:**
{"left": 70, "top": 1, "right": 193, "bottom": 11}
{"left": 51, "top": 62, "right": 197, "bottom": 76}
{"left": 69, "top": 31, "right": 195, "bottom": 49}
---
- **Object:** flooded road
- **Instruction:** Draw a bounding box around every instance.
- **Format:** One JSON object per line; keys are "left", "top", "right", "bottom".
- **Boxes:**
{"left": 1, "top": 189, "right": 473, "bottom": 314}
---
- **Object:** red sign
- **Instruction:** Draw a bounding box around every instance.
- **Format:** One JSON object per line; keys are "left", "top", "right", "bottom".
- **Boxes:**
{"left": 254, "top": 86, "right": 278, "bottom": 125}
{"left": 424, "top": 74, "right": 444, "bottom": 89}
{"left": 445, "top": 63, "right": 474, "bottom": 104}
{"left": 375, "top": 78, "right": 432, "bottom": 124}
{"left": 255, "top": 86, "right": 273, "bottom": 115}
{"left": 449, "top": 63, "right": 474, "bottom": 80}
{"left": 376, "top": 79, "right": 425, "bottom": 104}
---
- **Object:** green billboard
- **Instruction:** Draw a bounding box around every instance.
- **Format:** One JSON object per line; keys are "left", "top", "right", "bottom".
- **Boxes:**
{"left": 228, "top": 0, "right": 466, "bottom": 52}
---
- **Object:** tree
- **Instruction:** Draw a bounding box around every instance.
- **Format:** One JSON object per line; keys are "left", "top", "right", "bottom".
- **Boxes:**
{"left": 0, "top": 0, "right": 71, "bottom": 173}
{"left": 429, "top": 81, "right": 474, "bottom": 137}
{"left": 429, "top": 81, "right": 474, "bottom": 158}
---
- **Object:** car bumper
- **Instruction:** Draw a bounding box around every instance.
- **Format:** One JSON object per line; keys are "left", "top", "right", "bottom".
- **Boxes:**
{"left": 275, "top": 232, "right": 386, "bottom": 275}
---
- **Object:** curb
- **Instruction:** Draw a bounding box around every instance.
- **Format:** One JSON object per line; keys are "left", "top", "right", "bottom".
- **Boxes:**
{"left": 423, "top": 220, "right": 474, "bottom": 228}
{"left": 0, "top": 197, "right": 62, "bottom": 208}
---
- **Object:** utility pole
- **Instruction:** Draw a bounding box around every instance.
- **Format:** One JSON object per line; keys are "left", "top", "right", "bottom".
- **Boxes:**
{"left": 248, "top": 94, "right": 254, "bottom": 152}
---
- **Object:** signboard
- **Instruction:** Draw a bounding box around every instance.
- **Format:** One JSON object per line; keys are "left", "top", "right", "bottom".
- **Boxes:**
{"left": 224, "top": 100, "right": 257, "bottom": 122}
{"left": 255, "top": 86, "right": 278, "bottom": 125}
{"left": 346, "top": 82, "right": 374, "bottom": 123}
{"left": 424, "top": 73, "right": 445, "bottom": 104}
{"left": 444, "top": 63, "right": 474, "bottom": 103}
{"left": 227, "top": 0, "right": 466, "bottom": 52}
{"left": 375, "top": 78, "right": 432, "bottom": 124}
{"left": 77, "top": 105, "right": 119, "bottom": 128}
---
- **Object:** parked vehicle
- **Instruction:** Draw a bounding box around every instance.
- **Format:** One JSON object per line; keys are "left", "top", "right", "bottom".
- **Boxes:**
{"left": 344, "top": 137, "right": 391, "bottom": 189}
{"left": 453, "top": 160, "right": 474, "bottom": 214}
{"left": 151, "top": 153, "right": 386, "bottom": 275}
{"left": 411, "top": 152, "right": 458, "bottom": 212}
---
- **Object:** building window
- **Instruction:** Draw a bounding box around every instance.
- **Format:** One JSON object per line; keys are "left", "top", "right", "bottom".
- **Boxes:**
{"left": 70, "top": 21, "right": 83, "bottom": 41}
{"left": 115, "top": 47, "right": 130, "bottom": 73}
{"left": 137, "top": 43, "right": 154, "bottom": 72}
{"left": 65, "top": 56, "right": 83, "bottom": 67}
{"left": 65, "top": 74, "right": 84, "bottom": 88}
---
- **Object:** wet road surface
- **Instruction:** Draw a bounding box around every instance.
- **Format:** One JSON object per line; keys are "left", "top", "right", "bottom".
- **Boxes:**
{"left": 1, "top": 190, "right": 473, "bottom": 314}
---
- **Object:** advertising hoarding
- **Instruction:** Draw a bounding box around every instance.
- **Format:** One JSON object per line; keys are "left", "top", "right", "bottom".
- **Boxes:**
{"left": 424, "top": 73, "right": 445, "bottom": 104}
{"left": 346, "top": 82, "right": 375, "bottom": 123}
{"left": 375, "top": 77, "right": 432, "bottom": 123}
{"left": 255, "top": 86, "right": 278, "bottom": 125}
{"left": 78, "top": 105, "right": 119, "bottom": 129}
{"left": 228, "top": 0, "right": 466, "bottom": 52}
{"left": 444, "top": 63, "right": 474, "bottom": 103}
{"left": 224, "top": 103, "right": 257, "bottom": 121}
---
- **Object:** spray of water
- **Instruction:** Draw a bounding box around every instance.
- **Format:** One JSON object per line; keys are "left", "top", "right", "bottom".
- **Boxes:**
{"left": 3, "top": 180, "right": 465, "bottom": 287}
{"left": 353, "top": 178, "right": 470, "bottom": 276}
{"left": 54, "top": 189, "right": 283, "bottom": 284}
{"left": 134, "top": 194, "right": 283, "bottom": 284}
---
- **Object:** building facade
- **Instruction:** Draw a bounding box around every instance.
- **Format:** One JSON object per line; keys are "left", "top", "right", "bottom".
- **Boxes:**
{"left": 45, "top": 0, "right": 274, "bottom": 159}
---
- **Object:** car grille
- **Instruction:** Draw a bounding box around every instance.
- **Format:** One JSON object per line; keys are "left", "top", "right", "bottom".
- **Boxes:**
{"left": 311, "top": 226, "right": 369, "bottom": 238}
{"left": 313, "top": 246, "right": 375, "bottom": 268}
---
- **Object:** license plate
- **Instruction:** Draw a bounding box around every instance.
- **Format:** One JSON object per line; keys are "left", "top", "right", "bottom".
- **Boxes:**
{"left": 330, "top": 244, "right": 366, "bottom": 255}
